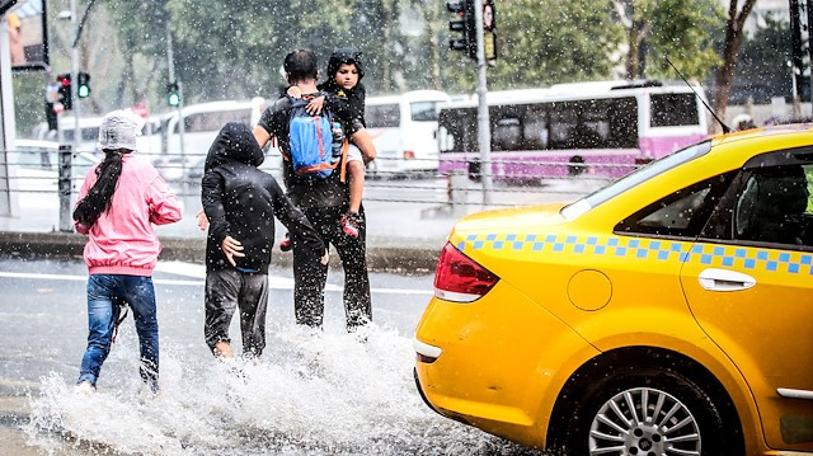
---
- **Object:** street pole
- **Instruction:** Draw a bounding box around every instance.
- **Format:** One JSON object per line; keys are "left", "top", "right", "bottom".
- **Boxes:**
{"left": 70, "top": 0, "right": 81, "bottom": 152}
{"left": 473, "top": 0, "right": 492, "bottom": 206}
{"left": 790, "top": 0, "right": 804, "bottom": 119}
{"left": 806, "top": 0, "right": 813, "bottom": 116}
{"left": 0, "top": 16, "right": 15, "bottom": 215}
{"left": 166, "top": 22, "right": 185, "bottom": 172}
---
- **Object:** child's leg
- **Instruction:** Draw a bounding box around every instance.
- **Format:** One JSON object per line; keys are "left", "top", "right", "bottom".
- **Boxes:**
{"left": 204, "top": 270, "right": 240, "bottom": 359}
{"left": 349, "top": 129, "right": 377, "bottom": 163}
{"left": 78, "top": 275, "right": 119, "bottom": 387}
{"left": 348, "top": 160, "right": 365, "bottom": 214}
{"left": 237, "top": 273, "right": 269, "bottom": 358}
{"left": 124, "top": 275, "right": 161, "bottom": 392}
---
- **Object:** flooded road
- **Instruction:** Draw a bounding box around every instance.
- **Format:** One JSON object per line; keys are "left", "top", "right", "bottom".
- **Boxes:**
{"left": 0, "top": 258, "right": 542, "bottom": 455}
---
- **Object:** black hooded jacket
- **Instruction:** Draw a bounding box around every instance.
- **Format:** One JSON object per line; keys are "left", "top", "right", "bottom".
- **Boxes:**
{"left": 201, "top": 122, "right": 324, "bottom": 273}
{"left": 317, "top": 48, "right": 366, "bottom": 131}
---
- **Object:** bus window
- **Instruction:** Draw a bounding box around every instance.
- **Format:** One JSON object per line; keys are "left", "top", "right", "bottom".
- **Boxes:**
{"left": 410, "top": 101, "right": 439, "bottom": 122}
{"left": 492, "top": 106, "right": 523, "bottom": 151}
{"left": 366, "top": 104, "right": 400, "bottom": 128}
{"left": 549, "top": 101, "right": 579, "bottom": 149}
{"left": 438, "top": 108, "right": 475, "bottom": 153}
{"left": 181, "top": 109, "right": 251, "bottom": 133}
{"left": 522, "top": 105, "right": 549, "bottom": 150}
{"left": 650, "top": 93, "right": 699, "bottom": 127}
{"left": 605, "top": 97, "right": 637, "bottom": 148}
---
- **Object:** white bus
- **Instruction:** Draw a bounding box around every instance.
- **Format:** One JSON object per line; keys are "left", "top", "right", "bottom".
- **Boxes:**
{"left": 147, "top": 98, "right": 268, "bottom": 181}
{"left": 364, "top": 90, "right": 451, "bottom": 176}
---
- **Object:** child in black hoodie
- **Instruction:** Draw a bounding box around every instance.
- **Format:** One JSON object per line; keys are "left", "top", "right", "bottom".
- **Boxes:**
{"left": 201, "top": 122, "right": 325, "bottom": 358}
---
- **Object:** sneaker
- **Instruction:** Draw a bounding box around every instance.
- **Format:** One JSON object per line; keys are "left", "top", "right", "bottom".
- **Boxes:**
{"left": 279, "top": 233, "right": 292, "bottom": 252}
{"left": 340, "top": 211, "right": 362, "bottom": 238}
{"left": 75, "top": 380, "right": 95, "bottom": 393}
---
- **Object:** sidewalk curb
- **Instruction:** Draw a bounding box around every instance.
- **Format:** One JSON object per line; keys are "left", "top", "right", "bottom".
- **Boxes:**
{"left": 0, "top": 231, "right": 442, "bottom": 274}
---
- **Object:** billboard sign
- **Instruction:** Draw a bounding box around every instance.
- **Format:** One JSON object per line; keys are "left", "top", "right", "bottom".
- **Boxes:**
{"left": 6, "top": 0, "right": 48, "bottom": 71}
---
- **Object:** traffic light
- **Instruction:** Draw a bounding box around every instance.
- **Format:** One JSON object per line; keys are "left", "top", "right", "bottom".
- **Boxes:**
{"left": 166, "top": 81, "right": 181, "bottom": 107}
{"left": 56, "top": 73, "right": 72, "bottom": 111}
{"left": 77, "top": 72, "right": 91, "bottom": 98}
{"left": 447, "top": 0, "right": 476, "bottom": 60}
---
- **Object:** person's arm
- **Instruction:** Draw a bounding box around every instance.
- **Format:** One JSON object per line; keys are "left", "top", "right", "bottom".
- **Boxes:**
{"left": 147, "top": 174, "right": 183, "bottom": 225}
{"left": 254, "top": 98, "right": 292, "bottom": 148}
{"left": 201, "top": 171, "right": 231, "bottom": 247}
{"left": 201, "top": 170, "right": 244, "bottom": 266}
{"left": 267, "top": 177, "right": 326, "bottom": 259}
{"left": 73, "top": 170, "right": 94, "bottom": 234}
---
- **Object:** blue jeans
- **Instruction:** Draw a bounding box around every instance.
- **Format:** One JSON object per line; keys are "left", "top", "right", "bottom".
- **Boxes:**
{"left": 78, "top": 275, "right": 159, "bottom": 391}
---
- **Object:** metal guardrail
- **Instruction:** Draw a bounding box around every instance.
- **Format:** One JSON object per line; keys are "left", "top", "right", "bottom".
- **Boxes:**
{"left": 0, "top": 145, "right": 626, "bottom": 231}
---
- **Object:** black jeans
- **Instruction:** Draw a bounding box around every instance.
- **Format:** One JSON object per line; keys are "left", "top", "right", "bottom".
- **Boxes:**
{"left": 292, "top": 205, "right": 372, "bottom": 329}
{"left": 204, "top": 269, "right": 269, "bottom": 356}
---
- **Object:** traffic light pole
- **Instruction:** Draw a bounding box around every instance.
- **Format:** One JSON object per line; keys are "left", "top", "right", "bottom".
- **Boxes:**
{"left": 70, "top": 0, "right": 81, "bottom": 152}
{"left": 473, "top": 0, "right": 492, "bottom": 205}
{"left": 166, "top": 22, "right": 186, "bottom": 169}
{"left": 0, "top": 16, "right": 15, "bottom": 216}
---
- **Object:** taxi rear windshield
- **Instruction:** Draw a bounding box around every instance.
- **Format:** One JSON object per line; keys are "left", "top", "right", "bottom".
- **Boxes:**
{"left": 562, "top": 140, "right": 712, "bottom": 218}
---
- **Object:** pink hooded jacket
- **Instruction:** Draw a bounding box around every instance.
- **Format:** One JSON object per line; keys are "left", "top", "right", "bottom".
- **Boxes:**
{"left": 75, "top": 154, "right": 182, "bottom": 276}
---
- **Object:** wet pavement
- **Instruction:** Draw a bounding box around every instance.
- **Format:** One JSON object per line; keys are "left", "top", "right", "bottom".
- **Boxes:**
{"left": 0, "top": 258, "right": 545, "bottom": 455}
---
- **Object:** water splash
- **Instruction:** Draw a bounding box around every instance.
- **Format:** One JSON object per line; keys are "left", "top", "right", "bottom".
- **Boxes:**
{"left": 24, "top": 322, "right": 540, "bottom": 455}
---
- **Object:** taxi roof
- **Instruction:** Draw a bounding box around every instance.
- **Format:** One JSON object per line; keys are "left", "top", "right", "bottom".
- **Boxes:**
{"left": 710, "top": 123, "right": 813, "bottom": 148}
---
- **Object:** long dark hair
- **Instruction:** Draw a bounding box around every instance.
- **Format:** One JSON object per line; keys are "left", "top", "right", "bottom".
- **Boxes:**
{"left": 73, "top": 148, "right": 130, "bottom": 228}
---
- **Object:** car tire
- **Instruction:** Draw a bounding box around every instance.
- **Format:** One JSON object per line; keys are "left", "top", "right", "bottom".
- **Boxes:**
{"left": 549, "top": 365, "right": 739, "bottom": 456}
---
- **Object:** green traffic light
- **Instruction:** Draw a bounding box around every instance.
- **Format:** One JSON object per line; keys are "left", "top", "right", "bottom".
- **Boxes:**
{"left": 168, "top": 93, "right": 180, "bottom": 107}
{"left": 78, "top": 85, "right": 90, "bottom": 98}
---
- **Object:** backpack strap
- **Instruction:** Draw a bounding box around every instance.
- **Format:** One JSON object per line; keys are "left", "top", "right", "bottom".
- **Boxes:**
{"left": 339, "top": 139, "right": 349, "bottom": 183}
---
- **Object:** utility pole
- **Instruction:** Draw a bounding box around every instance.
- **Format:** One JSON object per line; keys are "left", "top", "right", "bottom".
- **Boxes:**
{"left": 0, "top": 14, "right": 15, "bottom": 216}
{"left": 806, "top": 0, "right": 813, "bottom": 116}
{"left": 790, "top": 0, "right": 804, "bottom": 119}
{"left": 70, "top": 0, "right": 81, "bottom": 151}
{"left": 166, "top": 21, "right": 185, "bottom": 168}
{"left": 473, "top": 0, "right": 492, "bottom": 205}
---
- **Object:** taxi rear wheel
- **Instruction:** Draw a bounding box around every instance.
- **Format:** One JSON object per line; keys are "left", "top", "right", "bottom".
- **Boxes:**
{"left": 549, "top": 366, "right": 739, "bottom": 456}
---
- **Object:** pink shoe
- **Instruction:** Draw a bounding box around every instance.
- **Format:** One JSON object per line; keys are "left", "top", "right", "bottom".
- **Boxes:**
{"left": 340, "top": 211, "right": 362, "bottom": 238}
{"left": 279, "top": 233, "right": 292, "bottom": 252}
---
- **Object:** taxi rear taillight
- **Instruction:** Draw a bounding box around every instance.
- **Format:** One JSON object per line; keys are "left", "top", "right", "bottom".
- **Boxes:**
{"left": 433, "top": 242, "right": 499, "bottom": 302}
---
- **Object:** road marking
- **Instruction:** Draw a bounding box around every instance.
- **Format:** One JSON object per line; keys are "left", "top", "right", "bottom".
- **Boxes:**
{"left": 0, "top": 267, "right": 433, "bottom": 296}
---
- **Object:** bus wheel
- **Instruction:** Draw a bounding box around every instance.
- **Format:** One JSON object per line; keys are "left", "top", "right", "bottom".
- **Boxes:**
{"left": 568, "top": 156, "right": 586, "bottom": 176}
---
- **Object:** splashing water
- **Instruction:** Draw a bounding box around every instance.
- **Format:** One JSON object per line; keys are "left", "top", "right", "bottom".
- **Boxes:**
{"left": 23, "top": 322, "right": 539, "bottom": 455}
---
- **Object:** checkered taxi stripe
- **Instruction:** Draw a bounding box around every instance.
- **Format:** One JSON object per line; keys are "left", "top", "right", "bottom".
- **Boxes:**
{"left": 455, "top": 233, "right": 813, "bottom": 275}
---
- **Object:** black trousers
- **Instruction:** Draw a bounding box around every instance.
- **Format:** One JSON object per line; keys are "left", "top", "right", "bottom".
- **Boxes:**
{"left": 292, "top": 205, "right": 372, "bottom": 329}
{"left": 204, "top": 269, "right": 269, "bottom": 356}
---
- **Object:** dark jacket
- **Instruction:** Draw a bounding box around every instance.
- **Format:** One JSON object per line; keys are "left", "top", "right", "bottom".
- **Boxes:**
{"left": 201, "top": 122, "right": 324, "bottom": 272}
{"left": 318, "top": 48, "right": 366, "bottom": 130}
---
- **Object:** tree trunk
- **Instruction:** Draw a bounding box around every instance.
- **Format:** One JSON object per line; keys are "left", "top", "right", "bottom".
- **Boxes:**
{"left": 626, "top": 27, "right": 640, "bottom": 80}
{"left": 712, "top": 0, "right": 758, "bottom": 132}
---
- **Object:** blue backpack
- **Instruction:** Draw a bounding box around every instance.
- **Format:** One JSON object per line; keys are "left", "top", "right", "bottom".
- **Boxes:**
{"left": 287, "top": 98, "right": 344, "bottom": 179}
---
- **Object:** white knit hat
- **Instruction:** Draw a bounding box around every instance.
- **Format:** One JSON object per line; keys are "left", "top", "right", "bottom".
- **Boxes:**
{"left": 97, "top": 109, "right": 144, "bottom": 151}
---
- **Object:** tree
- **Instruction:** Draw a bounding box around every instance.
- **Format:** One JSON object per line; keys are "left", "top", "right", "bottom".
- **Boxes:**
{"left": 611, "top": 0, "right": 723, "bottom": 80}
{"left": 410, "top": 0, "right": 444, "bottom": 90}
{"left": 446, "top": 0, "right": 622, "bottom": 91}
{"left": 730, "top": 15, "right": 792, "bottom": 105}
{"left": 712, "top": 0, "right": 758, "bottom": 130}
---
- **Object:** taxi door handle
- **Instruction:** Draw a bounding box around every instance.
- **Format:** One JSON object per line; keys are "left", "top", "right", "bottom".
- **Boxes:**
{"left": 698, "top": 268, "right": 756, "bottom": 292}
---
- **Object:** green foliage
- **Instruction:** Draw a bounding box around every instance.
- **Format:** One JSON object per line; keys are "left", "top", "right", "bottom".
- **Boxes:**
{"left": 443, "top": 0, "right": 623, "bottom": 92}
{"left": 619, "top": 0, "right": 724, "bottom": 79}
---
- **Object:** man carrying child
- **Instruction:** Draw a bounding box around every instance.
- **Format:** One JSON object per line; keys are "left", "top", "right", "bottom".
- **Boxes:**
{"left": 253, "top": 48, "right": 373, "bottom": 331}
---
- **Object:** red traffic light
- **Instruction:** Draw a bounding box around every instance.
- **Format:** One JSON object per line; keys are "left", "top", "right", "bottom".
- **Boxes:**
{"left": 57, "top": 73, "right": 71, "bottom": 87}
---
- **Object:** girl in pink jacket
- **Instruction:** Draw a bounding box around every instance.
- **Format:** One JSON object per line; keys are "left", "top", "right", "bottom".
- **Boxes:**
{"left": 73, "top": 110, "right": 182, "bottom": 392}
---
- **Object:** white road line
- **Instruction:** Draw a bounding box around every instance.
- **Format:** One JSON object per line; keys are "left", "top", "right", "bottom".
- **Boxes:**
{"left": 0, "top": 269, "right": 433, "bottom": 296}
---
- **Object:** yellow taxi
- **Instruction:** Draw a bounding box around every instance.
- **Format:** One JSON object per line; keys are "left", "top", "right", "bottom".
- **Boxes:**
{"left": 414, "top": 126, "right": 813, "bottom": 455}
